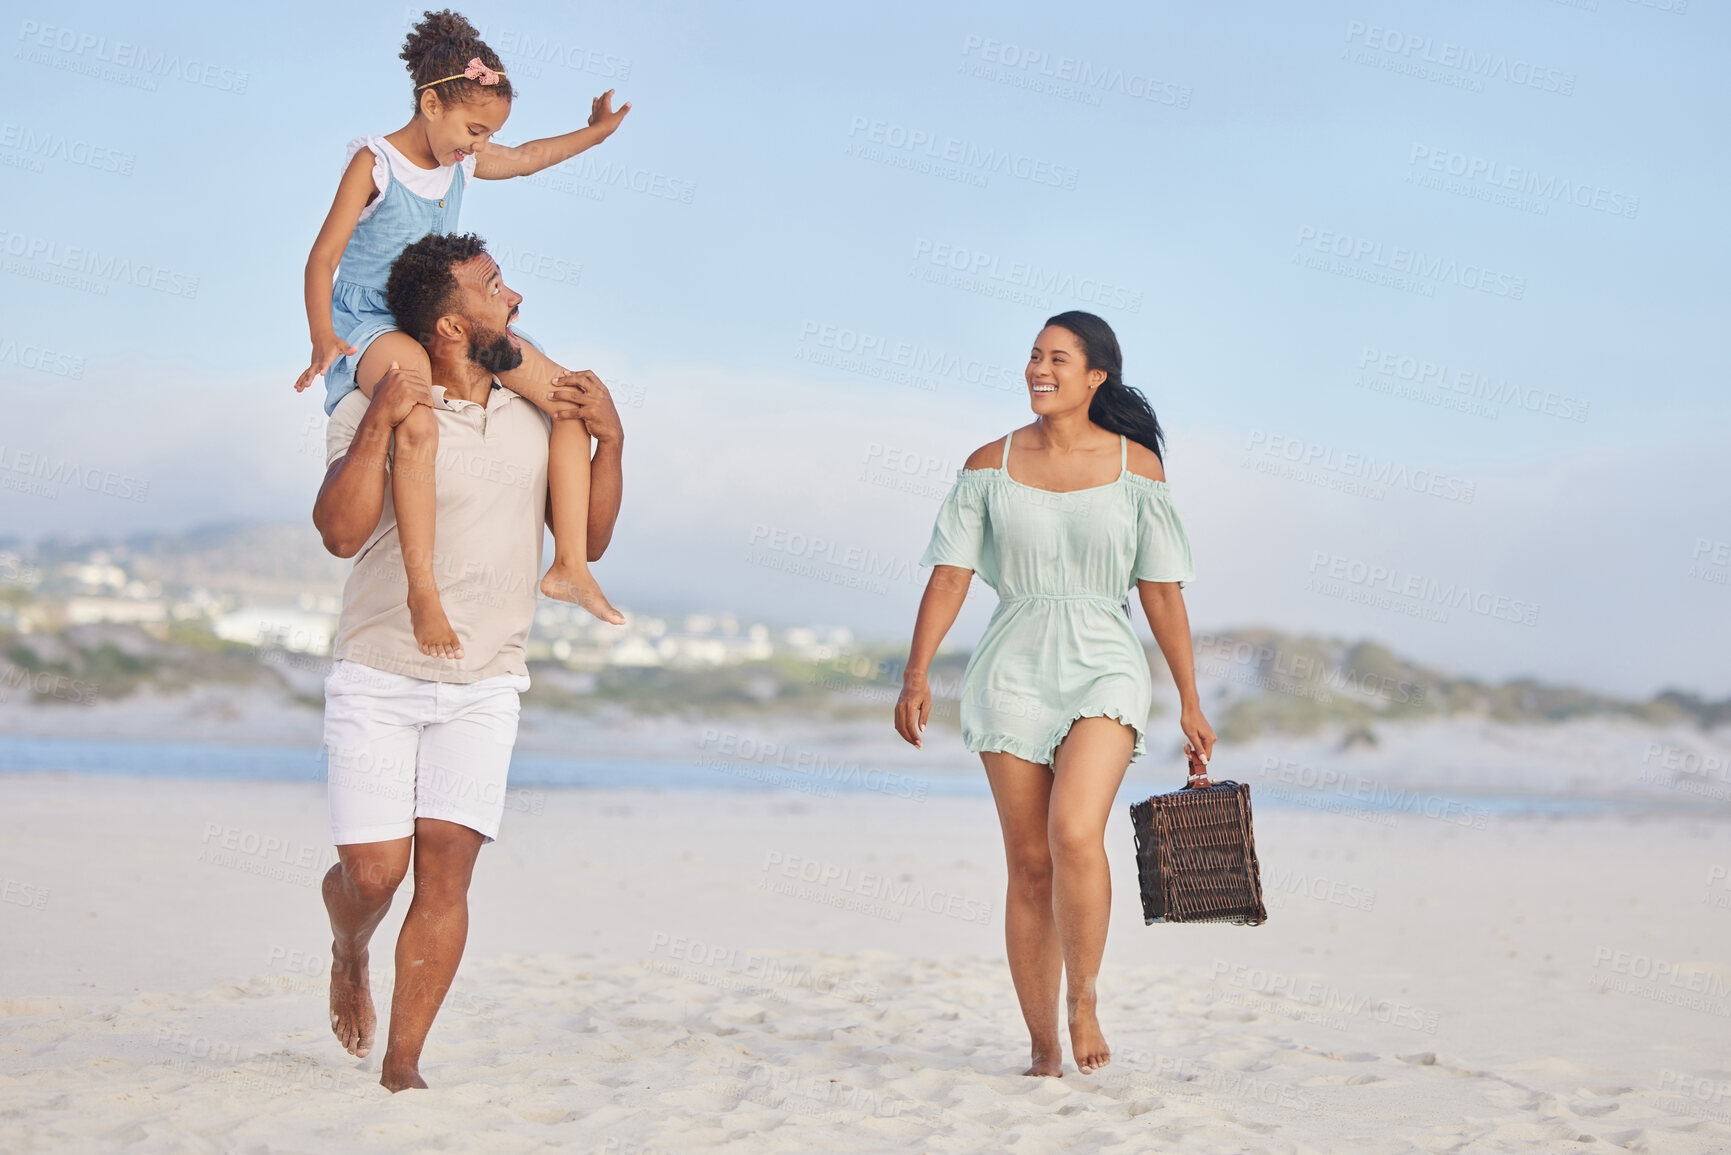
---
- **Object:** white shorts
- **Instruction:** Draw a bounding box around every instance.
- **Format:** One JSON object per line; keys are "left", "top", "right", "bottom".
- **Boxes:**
{"left": 322, "top": 659, "right": 531, "bottom": 845}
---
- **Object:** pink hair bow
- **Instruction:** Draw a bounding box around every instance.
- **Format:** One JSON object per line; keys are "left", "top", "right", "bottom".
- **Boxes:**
{"left": 417, "top": 56, "right": 508, "bottom": 91}
{"left": 463, "top": 57, "right": 501, "bottom": 86}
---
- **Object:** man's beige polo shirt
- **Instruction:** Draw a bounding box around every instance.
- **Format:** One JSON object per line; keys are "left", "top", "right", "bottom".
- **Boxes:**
{"left": 325, "top": 382, "right": 550, "bottom": 683}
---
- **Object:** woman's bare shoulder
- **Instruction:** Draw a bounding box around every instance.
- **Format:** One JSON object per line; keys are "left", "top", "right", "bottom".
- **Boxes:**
{"left": 963, "top": 437, "right": 1008, "bottom": 471}
{"left": 1125, "top": 439, "right": 1168, "bottom": 482}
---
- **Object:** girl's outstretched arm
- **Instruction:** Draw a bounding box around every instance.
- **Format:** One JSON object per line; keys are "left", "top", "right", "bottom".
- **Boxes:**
{"left": 475, "top": 90, "right": 632, "bottom": 179}
{"left": 296, "top": 150, "right": 380, "bottom": 392}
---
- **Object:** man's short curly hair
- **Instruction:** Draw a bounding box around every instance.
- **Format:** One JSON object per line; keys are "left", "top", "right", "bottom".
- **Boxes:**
{"left": 385, "top": 231, "right": 491, "bottom": 346}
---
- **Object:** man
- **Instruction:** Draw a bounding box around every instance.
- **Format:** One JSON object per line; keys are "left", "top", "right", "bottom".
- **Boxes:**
{"left": 310, "top": 231, "right": 624, "bottom": 1092}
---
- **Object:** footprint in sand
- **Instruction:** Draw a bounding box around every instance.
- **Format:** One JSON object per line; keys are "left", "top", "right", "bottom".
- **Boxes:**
{"left": 1566, "top": 1100, "right": 1621, "bottom": 1117}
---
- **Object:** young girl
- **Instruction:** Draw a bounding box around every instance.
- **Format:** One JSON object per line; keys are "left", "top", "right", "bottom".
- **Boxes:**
{"left": 295, "top": 8, "right": 629, "bottom": 657}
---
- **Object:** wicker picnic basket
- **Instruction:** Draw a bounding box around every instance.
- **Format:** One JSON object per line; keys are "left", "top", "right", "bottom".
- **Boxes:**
{"left": 1129, "top": 776, "right": 1268, "bottom": 926}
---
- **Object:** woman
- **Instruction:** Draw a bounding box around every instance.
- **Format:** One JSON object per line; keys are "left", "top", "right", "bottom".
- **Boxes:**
{"left": 894, "top": 310, "right": 1216, "bottom": 1077}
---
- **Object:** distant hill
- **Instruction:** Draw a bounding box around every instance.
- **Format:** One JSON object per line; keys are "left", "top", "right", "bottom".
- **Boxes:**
{"left": 1189, "top": 627, "right": 1730, "bottom": 741}
{"left": 4, "top": 617, "right": 1726, "bottom": 745}
{"left": 3, "top": 524, "right": 1726, "bottom": 738}
{"left": 8, "top": 523, "right": 349, "bottom": 603}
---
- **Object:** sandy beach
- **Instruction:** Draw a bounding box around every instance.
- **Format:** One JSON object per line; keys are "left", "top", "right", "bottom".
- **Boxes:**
{"left": 3, "top": 773, "right": 1729, "bottom": 1154}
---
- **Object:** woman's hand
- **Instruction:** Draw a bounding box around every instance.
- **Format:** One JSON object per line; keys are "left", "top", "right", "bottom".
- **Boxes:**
{"left": 587, "top": 89, "right": 632, "bottom": 135}
{"left": 1180, "top": 702, "right": 1216, "bottom": 781}
{"left": 296, "top": 334, "right": 357, "bottom": 393}
{"left": 895, "top": 672, "right": 932, "bottom": 749}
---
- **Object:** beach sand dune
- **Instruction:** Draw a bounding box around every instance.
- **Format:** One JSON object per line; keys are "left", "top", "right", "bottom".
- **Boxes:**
{"left": 2, "top": 777, "right": 1729, "bottom": 1153}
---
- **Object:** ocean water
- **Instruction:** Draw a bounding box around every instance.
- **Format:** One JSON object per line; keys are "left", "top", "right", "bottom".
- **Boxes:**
{"left": 0, "top": 734, "right": 1624, "bottom": 818}
{"left": 0, "top": 734, "right": 975, "bottom": 796}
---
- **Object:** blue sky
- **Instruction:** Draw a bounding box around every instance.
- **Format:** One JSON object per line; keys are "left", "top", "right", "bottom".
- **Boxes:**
{"left": 2, "top": 0, "right": 1727, "bottom": 696}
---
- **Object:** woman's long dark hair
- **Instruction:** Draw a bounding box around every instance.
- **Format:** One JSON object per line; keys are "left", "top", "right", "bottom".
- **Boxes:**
{"left": 1044, "top": 310, "right": 1166, "bottom": 462}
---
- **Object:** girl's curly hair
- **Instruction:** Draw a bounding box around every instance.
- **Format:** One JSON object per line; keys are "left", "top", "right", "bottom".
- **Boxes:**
{"left": 401, "top": 9, "right": 514, "bottom": 113}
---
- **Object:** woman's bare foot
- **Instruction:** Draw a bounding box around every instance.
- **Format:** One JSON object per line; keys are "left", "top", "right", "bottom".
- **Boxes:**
{"left": 328, "top": 946, "right": 376, "bottom": 1059}
{"left": 1069, "top": 1000, "right": 1111, "bottom": 1074}
{"left": 539, "top": 559, "right": 625, "bottom": 625}
{"left": 380, "top": 1056, "right": 428, "bottom": 1092}
{"left": 407, "top": 589, "right": 463, "bottom": 659}
{"left": 1024, "top": 1041, "right": 1065, "bottom": 1077}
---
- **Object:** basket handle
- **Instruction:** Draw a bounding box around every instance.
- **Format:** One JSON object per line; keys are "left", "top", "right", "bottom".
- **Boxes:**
{"left": 1184, "top": 745, "right": 1211, "bottom": 789}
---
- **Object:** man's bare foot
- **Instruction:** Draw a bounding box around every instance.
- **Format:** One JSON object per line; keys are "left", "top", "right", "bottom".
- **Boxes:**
{"left": 1024, "top": 1042, "right": 1064, "bottom": 1077}
{"left": 380, "top": 1057, "right": 428, "bottom": 1092}
{"left": 328, "top": 945, "right": 376, "bottom": 1059}
{"left": 407, "top": 589, "right": 463, "bottom": 659}
{"left": 539, "top": 560, "right": 625, "bottom": 625}
{"left": 1069, "top": 1000, "right": 1111, "bottom": 1074}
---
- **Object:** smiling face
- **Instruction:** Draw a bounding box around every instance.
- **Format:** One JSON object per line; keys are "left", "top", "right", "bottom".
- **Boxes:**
{"left": 418, "top": 90, "right": 512, "bottom": 167}
{"left": 1026, "top": 324, "right": 1107, "bottom": 415}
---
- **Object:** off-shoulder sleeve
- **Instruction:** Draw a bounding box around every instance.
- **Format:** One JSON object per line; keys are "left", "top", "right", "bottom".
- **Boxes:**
{"left": 1132, "top": 482, "right": 1195, "bottom": 587}
{"left": 920, "top": 470, "right": 995, "bottom": 583}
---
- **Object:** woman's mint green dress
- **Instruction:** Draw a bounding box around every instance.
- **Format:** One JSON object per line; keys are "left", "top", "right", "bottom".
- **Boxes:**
{"left": 920, "top": 431, "right": 1195, "bottom": 766}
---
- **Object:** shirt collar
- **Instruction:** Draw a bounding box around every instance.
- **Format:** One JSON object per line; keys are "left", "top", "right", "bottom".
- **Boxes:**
{"left": 443, "top": 377, "right": 511, "bottom": 412}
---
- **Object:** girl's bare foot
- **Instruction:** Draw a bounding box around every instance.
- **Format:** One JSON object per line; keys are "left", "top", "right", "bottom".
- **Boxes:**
{"left": 407, "top": 589, "right": 463, "bottom": 659}
{"left": 380, "top": 1056, "right": 428, "bottom": 1092}
{"left": 1024, "top": 1041, "right": 1064, "bottom": 1077}
{"left": 540, "top": 559, "right": 625, "bottom": 625}
{"left": 328, "top": 945, "right": 376, "bottom": 1059}
{"left": 1068, "top": 999, "right": 1111, "bottom": 1074}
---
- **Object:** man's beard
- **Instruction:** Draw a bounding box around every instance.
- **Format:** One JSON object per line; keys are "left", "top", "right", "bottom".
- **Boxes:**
{"left": 468, "top": 322, "right": 524, "bottom": 374}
